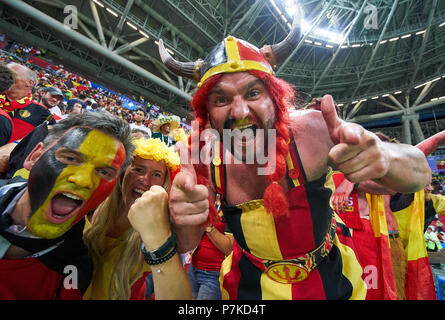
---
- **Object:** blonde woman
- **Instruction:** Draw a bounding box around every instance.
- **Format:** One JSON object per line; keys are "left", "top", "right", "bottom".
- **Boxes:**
{"left": 83, "top": 138, "right": 190, "bottom": 300}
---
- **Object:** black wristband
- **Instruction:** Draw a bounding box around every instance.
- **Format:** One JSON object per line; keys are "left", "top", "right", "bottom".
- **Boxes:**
{"left": 143, "top": 244, "right": 178, "bottom": 265}
{"left": 141, "top": 233, "right": 178, "bottom": 265}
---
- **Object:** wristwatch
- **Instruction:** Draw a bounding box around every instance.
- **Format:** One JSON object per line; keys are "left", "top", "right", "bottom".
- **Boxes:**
{"left": 141, "top": 233, "right": 178, "bottom": 265}
{"left": 205, "top": 225, "right": 214, "bottom": 233}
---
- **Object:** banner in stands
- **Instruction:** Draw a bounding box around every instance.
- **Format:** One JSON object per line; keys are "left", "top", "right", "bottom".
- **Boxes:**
{"left": 427, "top": 155, "right": 445, "bottom": 173}
{"left": 122, "top": 99, "right": 141, "bottom": 110}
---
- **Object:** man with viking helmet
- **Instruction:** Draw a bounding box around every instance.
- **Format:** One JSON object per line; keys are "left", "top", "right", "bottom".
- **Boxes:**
{"left": 164, "top": 8, "right": 431, "bottom": 299}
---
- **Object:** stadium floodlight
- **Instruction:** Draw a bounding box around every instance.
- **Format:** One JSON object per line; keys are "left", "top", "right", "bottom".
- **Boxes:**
{"left": 126, "top": 22, "right": 137, "bottom": 30}
{"left": 93, "top": 0, "right": 104, "bottom": 7}
{"left": 138, "top": 30, "right": 149, "bottom": 39}
{"left": 272, "top": 0, "right": 345, "bottom": 44}
{"left": 106, "top": 8, "right": 118, "bottom": 17}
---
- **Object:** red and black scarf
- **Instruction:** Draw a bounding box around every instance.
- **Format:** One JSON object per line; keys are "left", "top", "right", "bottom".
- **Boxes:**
{"left": 0, "top": 92, "right": 33, "bottom": 112}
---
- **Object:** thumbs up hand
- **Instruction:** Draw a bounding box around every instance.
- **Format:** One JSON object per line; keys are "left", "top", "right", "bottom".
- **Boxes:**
{"left": 168, "top": 141, "right": 209, "bottom": 226}
{"left": 321, "top": 95, "right": 390, "bottom": 183}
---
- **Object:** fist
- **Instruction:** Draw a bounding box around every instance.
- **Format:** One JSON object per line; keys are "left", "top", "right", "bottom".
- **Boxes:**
{"left": 128, "top": 185, "right": 170, "bottom": 249}
{"left": 331, "top": 179, "right": 355, "bottom": 214}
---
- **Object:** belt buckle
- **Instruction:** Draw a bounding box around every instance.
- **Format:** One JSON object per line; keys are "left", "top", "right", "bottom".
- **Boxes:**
{"left": 264, "top": 258, "right": 310, "bottom": 284}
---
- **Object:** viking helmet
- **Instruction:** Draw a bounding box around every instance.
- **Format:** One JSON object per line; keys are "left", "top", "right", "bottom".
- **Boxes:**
{"left": 158, "top": 7, "right": 303, "bottom": 87}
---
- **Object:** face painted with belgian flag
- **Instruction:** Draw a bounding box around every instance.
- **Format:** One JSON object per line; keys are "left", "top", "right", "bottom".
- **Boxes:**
{"left": 26, "top": 127, "right": 126, "bottom": 239}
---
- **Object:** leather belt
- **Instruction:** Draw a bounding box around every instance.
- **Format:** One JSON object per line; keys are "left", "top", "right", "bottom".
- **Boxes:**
{"left": 239, "top": 217, "right": 337, "bottom": 284}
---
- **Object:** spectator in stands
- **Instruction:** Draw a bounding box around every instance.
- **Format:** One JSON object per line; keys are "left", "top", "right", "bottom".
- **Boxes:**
{"left": 187, "top": 203, "right": 234, "bottom": 300}
{"left": 437, "top": 219, "right": 444, "bottom": 233}
{"left": 65, "top": 90, "right": 73, "bottom": 101}
{"left": 0, "top": 62, "right": 15, "bottom": 146}
{"left": 39, "top": 86, "right": 64, "bottom": 120}
{"left": 64, "top": 98, "right": 85, "bottom": 118}
{"left": 131, "top": 128, "right": 150, "bottom": 140}
{"left": 151, "top": 115, "right": 179, "bottom": 147}
{"left": 32, "top": 85, "right": 45, "bottom": 103}
{"left": 0, "top": 111, "right": 133, "bottom": 299}
{"left": 0, "top": 62, "right": 35, "bottom": 110}
{"left": 425, "top": 226, "right": 442, "bottom": 252}
{"left": 0, "top": 62, "right": 51, "bottom": 143}
{"left": 130, "top": 107, "right": 151, "bottom": 138}
{"left": 77, "top": 92, "right": 88, "bottom": 104}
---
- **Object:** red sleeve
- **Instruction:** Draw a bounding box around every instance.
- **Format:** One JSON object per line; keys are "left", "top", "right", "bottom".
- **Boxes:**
{"left": 57, "top": 287, "right": 83, "bottom": 300}
{"left": 129, "top": 271, "right": 150, "bottom": 300}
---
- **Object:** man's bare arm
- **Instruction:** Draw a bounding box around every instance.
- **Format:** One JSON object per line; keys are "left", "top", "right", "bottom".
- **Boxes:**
{"left": 373, "top": 142, "right": 431, "bottom": 192}
{"left": 416, "top": 130, "right": 445, "bottom": 156}
{"left": 356, "top": 180, "right": 397, "bottom": 195}
{"left": 320, "top": 95, "right": 431, "bottom": 193}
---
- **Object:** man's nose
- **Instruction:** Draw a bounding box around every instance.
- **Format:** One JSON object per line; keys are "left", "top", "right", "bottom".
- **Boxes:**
{"left": 230, "top": 96, "right": 249, "bottom": 121}
{"left": 67, "top": 165, "right": 95, "bottom": 189}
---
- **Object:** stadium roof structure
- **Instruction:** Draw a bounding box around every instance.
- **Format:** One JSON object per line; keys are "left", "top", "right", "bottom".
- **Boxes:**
{"left": 1, "top": 0, "right": 445, "bottom": 145}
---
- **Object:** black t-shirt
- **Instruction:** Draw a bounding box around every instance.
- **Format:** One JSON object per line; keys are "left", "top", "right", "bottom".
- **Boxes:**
{"left": 0, "top": 113, "right": 12, "bottom": 146}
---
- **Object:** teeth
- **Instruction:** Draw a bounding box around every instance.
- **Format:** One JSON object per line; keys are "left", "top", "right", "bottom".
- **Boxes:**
{"left": 61, "top": 193, "right": 82, "bottom": 201}
{"left": 134, "top": 188, "right": 145, "bottom": 195}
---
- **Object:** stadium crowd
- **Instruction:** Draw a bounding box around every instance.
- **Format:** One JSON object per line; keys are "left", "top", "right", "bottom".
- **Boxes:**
{"left": 0, "top": 40, "right": 189, "bottom": 138}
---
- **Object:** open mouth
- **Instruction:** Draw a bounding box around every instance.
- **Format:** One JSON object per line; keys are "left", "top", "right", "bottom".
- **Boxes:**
{"left": 47, "top": 192, "right": 85, "bottom": 224}
{"left": 132, "top": 188, "right": 146, "bottom": 202}
{"left": 232, "top": 123, "right": 259, "bottom": 143}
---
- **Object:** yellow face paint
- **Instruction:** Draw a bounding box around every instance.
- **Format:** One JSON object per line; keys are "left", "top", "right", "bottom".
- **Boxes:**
{"left": 27, "top": 129, "right": 125, "bottom": 239}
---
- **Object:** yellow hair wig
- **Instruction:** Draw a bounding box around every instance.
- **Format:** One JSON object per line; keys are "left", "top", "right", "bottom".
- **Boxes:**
{"left": 132, "top": 138, "right": 180, "bottom": 173}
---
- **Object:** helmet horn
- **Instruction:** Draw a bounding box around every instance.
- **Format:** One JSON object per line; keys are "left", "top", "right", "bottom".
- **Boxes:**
{"left": 260, "top": 6, "right": 303, "bottom": 68}
{"left": 158, "top": 39, "right": 202, "bottom": 81}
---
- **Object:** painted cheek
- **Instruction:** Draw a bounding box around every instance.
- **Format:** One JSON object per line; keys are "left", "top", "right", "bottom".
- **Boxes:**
{"left": 70, "top": 177, "right": 117, "bottom": 226}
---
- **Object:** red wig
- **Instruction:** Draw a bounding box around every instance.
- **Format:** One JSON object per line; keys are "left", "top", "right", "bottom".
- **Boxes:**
{"left": 190, "top": 70, "right": 295, "bottom": 222}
